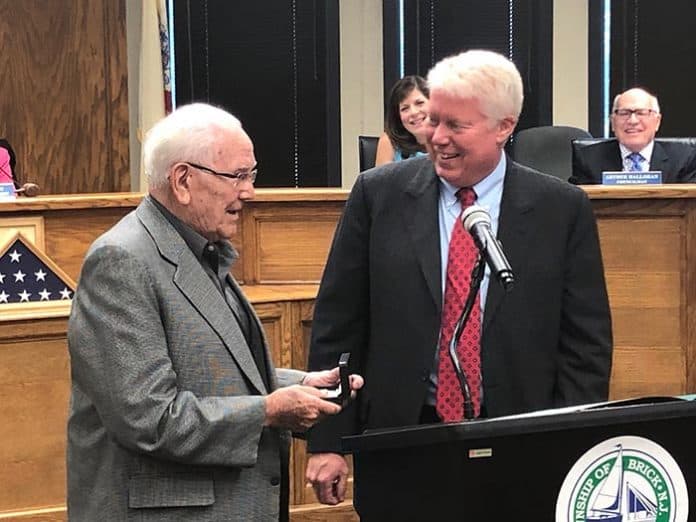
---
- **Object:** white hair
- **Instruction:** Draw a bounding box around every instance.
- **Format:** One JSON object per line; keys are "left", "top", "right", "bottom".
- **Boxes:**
{"left": 143, "top": 103, "right": 243, "bottom": 190}
{"left": 612, "top": 88, "right": 661, "bottom": 113}
{"left": 427, "top": 49, "right": 524, "bottom": 121}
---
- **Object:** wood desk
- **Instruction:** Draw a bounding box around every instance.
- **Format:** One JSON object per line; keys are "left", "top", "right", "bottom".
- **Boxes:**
{"left": 584, "top": 184, "right": 696, "bottom": 399}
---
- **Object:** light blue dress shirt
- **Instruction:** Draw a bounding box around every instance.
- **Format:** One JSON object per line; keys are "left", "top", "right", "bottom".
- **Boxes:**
{"left": 619, "top": 142, "right": 654, "bottom": 172}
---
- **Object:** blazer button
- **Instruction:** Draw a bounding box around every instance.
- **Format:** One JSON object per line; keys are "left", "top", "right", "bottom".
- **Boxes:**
{"left": 270, "top": 476, "right": 280, "bottom": 486}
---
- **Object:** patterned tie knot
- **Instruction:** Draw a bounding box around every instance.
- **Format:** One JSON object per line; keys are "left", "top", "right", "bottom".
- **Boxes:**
{"left": 627, "top": 152, "right": 644, "bottom": 172}
{"left": 456, "top": 187, "right": 477, "bottom": 208}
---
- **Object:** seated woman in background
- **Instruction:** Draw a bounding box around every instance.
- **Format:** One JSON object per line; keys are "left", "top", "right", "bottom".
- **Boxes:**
{"left": 375, "top": 75, "right": 430, "bottom": 166}
{"left": 0, "top": 139, "right": 17, "bottom": 187}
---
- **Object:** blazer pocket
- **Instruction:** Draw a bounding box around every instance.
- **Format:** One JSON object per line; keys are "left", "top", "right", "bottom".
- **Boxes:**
{"left": 128, "top": 473, "right": 215, "bottom": 508}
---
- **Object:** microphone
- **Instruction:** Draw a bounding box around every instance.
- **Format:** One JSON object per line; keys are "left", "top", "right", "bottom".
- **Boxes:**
{"left": 15, "top": 183, "right": 40, "bottom": 197}
{"left": 462, "top": 205, "right": 515, "bottom": 291}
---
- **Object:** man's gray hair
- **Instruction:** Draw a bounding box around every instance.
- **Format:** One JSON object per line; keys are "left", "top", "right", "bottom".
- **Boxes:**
{"left": 427, "top": 49, "right": 524, "bottom": 121}
{"left": 612, "top": 88, "right": 661, "bottom": 113}
{"left": 143, "top": 103, "right": 242, "bottom": 190}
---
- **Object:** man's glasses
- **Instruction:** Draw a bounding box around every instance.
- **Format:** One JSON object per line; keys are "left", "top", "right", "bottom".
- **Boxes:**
{"left": 184, "top": 162, "right": 257, "bottom": 186}
{"left": 612, "top": 108, "right": 658, "bottom": 119}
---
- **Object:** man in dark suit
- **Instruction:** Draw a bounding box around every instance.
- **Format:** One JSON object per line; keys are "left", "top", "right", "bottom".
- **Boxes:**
{"left": 570, "top": 87, "right": 696, "bottom": 184}
{"left": 67, "top": 103, "right": 361, "bottom": 521}
{"left": 305, "top": 50, "right": 612, "bottom": 511}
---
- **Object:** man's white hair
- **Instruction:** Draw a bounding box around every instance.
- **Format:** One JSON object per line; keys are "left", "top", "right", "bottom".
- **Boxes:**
{"left": 612, "top": 88, "right": 661, "bottom": 113}
{"left": 427, "top": 49, "right": 524, "bottom": 121}
{"left": 143, "top": 103, "right": 242, "bottom": 190}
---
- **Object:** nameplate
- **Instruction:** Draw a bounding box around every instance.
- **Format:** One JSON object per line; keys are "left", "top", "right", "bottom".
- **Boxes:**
{"left": 0, "top": 183, "right": 16, "bottom": 200}
{"left": 601, "top": 170, "right": 662, "bottom": 185}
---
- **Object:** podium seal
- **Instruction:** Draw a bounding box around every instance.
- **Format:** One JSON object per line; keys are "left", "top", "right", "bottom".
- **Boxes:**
{"left": 556, "top": 435, "right": 688, "bottom": 522}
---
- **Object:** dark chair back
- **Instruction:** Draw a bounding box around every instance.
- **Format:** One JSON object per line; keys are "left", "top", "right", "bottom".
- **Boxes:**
{"left": 572, "top": 137, "right": 696, "bottom": 150}
{"left": 358, "top": 135, "right": 379, "bottom": 172}
{"left": 510, "top": 125, "right": 592, "bottom": 181}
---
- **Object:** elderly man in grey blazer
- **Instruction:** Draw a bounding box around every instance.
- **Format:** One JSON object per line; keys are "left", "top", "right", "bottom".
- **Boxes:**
{"left": 67, "top": 103, "right": 361, "bottom": 521}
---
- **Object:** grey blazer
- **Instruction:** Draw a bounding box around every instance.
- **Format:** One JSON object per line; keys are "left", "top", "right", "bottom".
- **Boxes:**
{"left": 67, "top": 197, "right": 305, "bottom": 521}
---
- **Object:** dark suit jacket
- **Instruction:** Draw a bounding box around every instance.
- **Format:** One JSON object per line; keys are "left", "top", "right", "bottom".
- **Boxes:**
{"left": 570, "top": 139, "right": 696, "bottom": 184}
{"left": 67, "top": 197, "right": 305, "bottom": 521}
{"left": 307, "top": 156, "right": 612, "bottom": 455}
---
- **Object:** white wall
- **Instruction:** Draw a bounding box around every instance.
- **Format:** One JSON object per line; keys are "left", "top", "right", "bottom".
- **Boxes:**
{"left": 338, "top": 0, "right": 384, "bottom": 189}
{"left": 553, "top": 0, "right": 589, "bottom": 128}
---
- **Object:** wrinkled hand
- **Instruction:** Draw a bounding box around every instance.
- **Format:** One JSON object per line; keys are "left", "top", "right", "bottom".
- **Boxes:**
{"left": 302, "top": 368, "right": 365, "bottom": 396}
{"left": 306, "top": 452, "right": 349, "bottom": 505}
{"left": 264, "top": 385, "right": 340, "bottom": 432}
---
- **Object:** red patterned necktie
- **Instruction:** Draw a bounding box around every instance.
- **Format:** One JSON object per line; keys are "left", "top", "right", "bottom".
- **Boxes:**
{"left": 436, "top": 187, "right": 482, "bottom": 421}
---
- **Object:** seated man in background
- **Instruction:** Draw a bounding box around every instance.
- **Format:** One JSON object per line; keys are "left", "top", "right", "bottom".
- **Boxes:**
{"left": 570, "top": 87, "right": 696, "bottom": 184}
{"left": 0, "top": 138, "right": 17, "bottom": 187}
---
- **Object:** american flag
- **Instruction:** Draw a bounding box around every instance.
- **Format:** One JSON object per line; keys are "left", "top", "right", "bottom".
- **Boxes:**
{"left": 0, "top": 234, "right": 74, "bottom": 304}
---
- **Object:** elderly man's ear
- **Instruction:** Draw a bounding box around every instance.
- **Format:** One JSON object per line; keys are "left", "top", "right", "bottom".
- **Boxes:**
{"left": 169, "top": 163, "right": 193, "bottom": 204}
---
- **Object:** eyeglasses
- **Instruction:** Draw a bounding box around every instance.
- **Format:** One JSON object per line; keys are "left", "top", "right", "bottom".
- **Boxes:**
{"left": 184, "top": 162, "right": 257, "bottom": 186}
{"left": 612, "top": 108, "right": 658, "bottom": 119}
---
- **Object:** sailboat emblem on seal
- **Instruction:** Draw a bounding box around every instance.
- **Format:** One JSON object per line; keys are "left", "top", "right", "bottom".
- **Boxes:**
{"left": 586, "top": 444, "right": 657, "bottom": 521}
{"left": 556, "top": 436, "right": 688, "bottom": 522}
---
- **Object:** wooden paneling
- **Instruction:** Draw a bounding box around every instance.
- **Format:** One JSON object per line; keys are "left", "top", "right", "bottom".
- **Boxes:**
{"left": 290, "top": 503, "right": 358, "bottom": 522}
{"left": 253, "top": 301, "right": 292, "bottom": 370}
{"left": 0, "top": 0, "right": 129, "bottom": 194}
{"left": 292, "top": 301, "right": 317, "bottom": 505}
{"left": 0, "top": 319, "right": 69, "bottom": 518}
{"left": 241, "top": 203, "right": 344, "bottom": 284}
{"left": 588, "top": 191, "right": 693, "bottom": 400}
{"left": 0, "top": 508, "right": 66, "bottom": 521}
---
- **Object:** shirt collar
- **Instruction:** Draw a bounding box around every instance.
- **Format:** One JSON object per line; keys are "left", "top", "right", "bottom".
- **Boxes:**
{"left": 438, "top": 151, "right": 506, "bottom": 207}
{"left": 149, "top": 195, "right": 238, "bottom": 272}
{"left": 619, "top": 141, "right": 654, "bottom": 163}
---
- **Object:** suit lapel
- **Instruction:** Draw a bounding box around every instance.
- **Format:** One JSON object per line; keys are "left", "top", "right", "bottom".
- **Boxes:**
{"left": 401, "top": 161, "right": 442, "bottom": 313}
{"left": 649, "top": 141, "right": 668, "bottom": 175}
{"left": 483, "top": 160, "right": 534, "bottom": 331}
{"left": 608, "top": 141, "right": 624, "bottom": 172}
{"left": 136, "top": 198, "right": 268, "bottom": 394}
{"left": 226, "top": 274, "right": 279, "bottom": 391}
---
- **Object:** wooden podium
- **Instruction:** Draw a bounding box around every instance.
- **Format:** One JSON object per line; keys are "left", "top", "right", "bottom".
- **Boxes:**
{"left": 343, "top": 398, "right": 696, "bottom": 521}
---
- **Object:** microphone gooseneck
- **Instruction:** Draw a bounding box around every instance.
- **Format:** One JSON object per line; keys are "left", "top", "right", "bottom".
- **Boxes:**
{"left": 448, "top": 256, "right": 485, "bottom": 421}
{"left": 462, "top": 205, "right": 515, "bottom": 291}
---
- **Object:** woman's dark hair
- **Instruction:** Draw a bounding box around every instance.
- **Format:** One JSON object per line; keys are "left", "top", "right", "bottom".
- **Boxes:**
{"left": 384, "top": 75, "right": 429, "bottom": 158}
